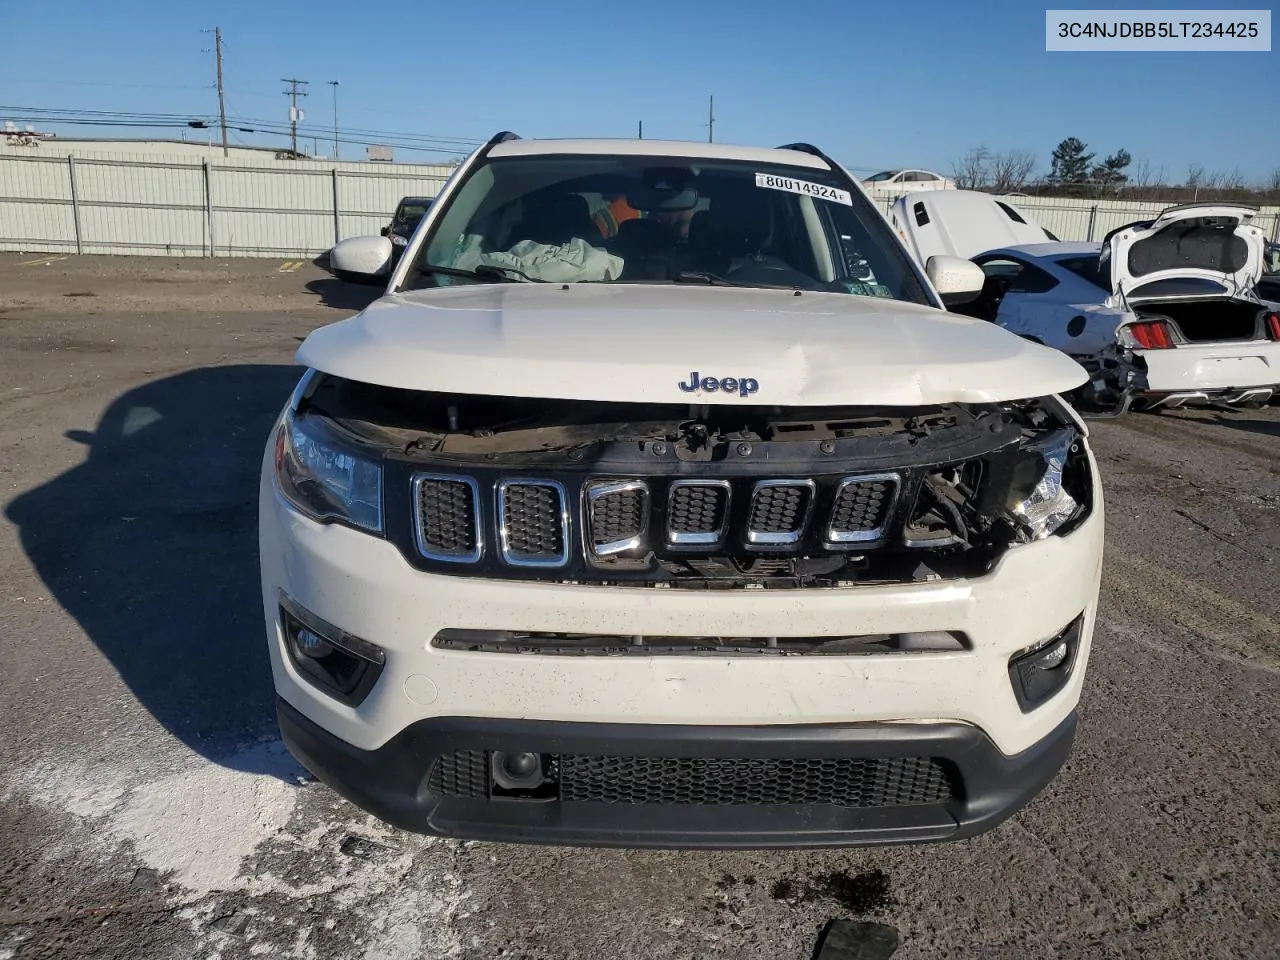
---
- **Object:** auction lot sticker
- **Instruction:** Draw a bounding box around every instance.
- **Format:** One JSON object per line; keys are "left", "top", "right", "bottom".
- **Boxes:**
{"left": 1046, "top": 9, "right": 1271, "bottom": 51}
{"left": 755, "top": 173, "right": 853, "bottom": 206}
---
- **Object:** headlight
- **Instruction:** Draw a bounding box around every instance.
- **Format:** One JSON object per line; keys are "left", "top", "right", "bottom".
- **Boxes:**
{"left": 274, "top": 410, "right": 383, "bottom": 532}
{"left": 390, "top": 233, "right": 408, "bottom": 247}
{"left": 1005, "top": 428, "right": 1081, "bottom": 540}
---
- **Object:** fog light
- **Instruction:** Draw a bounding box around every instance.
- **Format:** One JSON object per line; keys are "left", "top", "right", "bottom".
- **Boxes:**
{"left": 279, "top": 593, "right": 385, "bottom": 707}
{"left": 1008, "top": 615, "right": 1083, "bottom": 712}
{"left": 293, "top": 627, "right": 334, "bottom": 659}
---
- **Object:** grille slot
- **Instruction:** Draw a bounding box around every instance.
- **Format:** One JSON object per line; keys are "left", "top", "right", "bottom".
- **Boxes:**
{"left": 428, "top": 749, "right": 955, "bottom": 807}
{"left": 827, "top": 474, "right": 900, "bottom": 544}
{"left": 429, "top": 750, "right": 489, "bottom": 799}
{"left": 413, "top": 474, "right": 481, "bottom": 563}
{"left": 498, "top": 480, "right": 569, "bottom": 566}
{"left": 585, "top": 480, "right": 649, "bottom": 556}
{"left": 746, "top": 480, "right": 815, "bottom": 545}
{"left": 666, "top": 480, "right": 731, "bottom": 546}
{"left": 560, "top": 754, "right": 953, "bottom": 807}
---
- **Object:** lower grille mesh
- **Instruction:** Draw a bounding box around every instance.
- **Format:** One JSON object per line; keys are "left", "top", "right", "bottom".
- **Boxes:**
{"left": 428, "top": 751, "right": 954, "bottom": 807}
{"left": 428, "top": 750, "right": 489, "bottom": 799}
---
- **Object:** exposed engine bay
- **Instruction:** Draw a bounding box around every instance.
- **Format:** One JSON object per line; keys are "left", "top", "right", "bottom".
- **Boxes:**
{"left": 297, "top": 376, "right": 1092, "bottom": 588}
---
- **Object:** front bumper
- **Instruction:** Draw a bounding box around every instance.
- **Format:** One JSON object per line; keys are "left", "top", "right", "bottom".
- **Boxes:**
{"left": 260, "top": 438, "right": 1104, "bottom": 845}
{"left": 278, "top": 697, "right": 1079, "bottom": 848}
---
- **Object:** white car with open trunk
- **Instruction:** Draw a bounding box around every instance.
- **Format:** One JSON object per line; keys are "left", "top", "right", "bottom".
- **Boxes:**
{"left": 893, "top": 191, "right": 1280, "bottom": 413}
{"left": 261, "top": 133, "right": 1104, "bottom": 848}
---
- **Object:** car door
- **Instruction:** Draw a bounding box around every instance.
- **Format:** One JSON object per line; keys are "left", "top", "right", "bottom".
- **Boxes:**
{"left": 971, "top": 255, "right": 1062, "bottom": 342}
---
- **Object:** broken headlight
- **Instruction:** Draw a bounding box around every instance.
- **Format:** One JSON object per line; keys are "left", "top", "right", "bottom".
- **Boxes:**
{"left": 274, "top": 409, "right": 383, "bottom": 533}
{"left": 1005, "top": 428, "right": 1083, "bottom": 540}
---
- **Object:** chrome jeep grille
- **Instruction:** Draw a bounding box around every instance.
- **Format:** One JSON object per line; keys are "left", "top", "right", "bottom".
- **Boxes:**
{"left": 413, "top": 475, "right": 482, "bottom": 563}
{"left": 586, "top": 480, "right": 649, "bottom": 556}
{"left": 746, "top": 480, "right": 815, "bottom": 545}
{"left": 667, "top": 480, "right": 731, "bottom": 546}
{"left": 498, "top": 480, "right": 569, "bottom": 567}
{"left": 409, "top": 469, "right": 930, "bottom": 574}
{"left": 827, "top": 474, "right": 900, "bottom": 544}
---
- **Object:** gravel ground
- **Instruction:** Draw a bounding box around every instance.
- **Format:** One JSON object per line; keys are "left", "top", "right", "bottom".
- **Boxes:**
{"left": 1, "top": 253, "right": 1277, "bottom": 960}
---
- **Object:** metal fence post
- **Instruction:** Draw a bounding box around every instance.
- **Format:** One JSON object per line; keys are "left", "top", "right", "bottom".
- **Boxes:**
{"left": 332, "top": 168, "right": 341, "bottom": 246}
{"left": 202, "top": 160, "right": 215, "bottom": 257}
{"left": 67, "top": 155, "right": 84, "bottom": 255}
{"left": 1085, "top": 204, "right": 1097, "bottom": 242}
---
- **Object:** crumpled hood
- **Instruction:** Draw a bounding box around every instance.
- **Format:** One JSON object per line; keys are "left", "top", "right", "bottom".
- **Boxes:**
{"left": 296, "top": 284, "right": 1088, "bottom": 406}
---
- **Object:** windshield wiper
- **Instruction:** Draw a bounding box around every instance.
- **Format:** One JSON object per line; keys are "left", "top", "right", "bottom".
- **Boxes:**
{"left": 418, "top": 264, "right": 543, "bottom": 284}
{"left": 672, "top": 270, "right": 746, "bottom": 287}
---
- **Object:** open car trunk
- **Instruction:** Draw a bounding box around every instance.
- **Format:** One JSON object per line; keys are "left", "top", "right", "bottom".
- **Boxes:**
{"left": 1133, "top": 297, "right": 1268, "bottom": 344}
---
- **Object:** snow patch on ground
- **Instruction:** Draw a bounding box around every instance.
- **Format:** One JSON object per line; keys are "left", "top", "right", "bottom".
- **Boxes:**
{"left": 8, "top": 738, "right": 302, "bottom": 896}
{"left": 9, "top": 737, "right": 470, "bottom": 959}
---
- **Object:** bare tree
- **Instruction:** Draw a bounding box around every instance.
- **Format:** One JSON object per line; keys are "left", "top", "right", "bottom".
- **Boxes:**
{"left": 1185, "top": 163, "right": 1205, "bottom": 190}
{"left": 951, "top": 146, "right": 991, "bottom": 190}
{"left": 1204, "top": 170, "right": 1225, "bottom": 191}
{"left": 990, "top": 149, "right": 1037, "bottom": 193}
{"left": 1130, "top": 157, "right": 1153, "bottom": 190}
{"left": 1221, "top": 169, "right": 1245, "bottom": 191}
{"left": 1268, "top": 168, "right": 1280, "bottom": 192}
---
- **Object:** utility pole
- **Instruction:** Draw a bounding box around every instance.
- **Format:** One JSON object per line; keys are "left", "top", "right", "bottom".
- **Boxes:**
{"left": 707, "top": 95, "right": 715, "bottom": 143}
{"left": 281, "top": 78, "right": 308, "bottom": 155}
{"left": 638, "top": 120, "right": 643, "bottom": 140}
{"left": 328, "top": 80, "right": 340, "bottom": 160}
{"left": 214, "top": 28, "right": 228, "bottom": 157}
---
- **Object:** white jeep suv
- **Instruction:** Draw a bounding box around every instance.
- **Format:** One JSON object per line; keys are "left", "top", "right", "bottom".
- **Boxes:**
{"left": 260, "top": 133, "right": 1104, "bottom": 848}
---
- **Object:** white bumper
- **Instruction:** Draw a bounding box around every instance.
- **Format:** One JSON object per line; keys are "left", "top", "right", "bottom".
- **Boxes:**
{"left": 1139, "top": 339, "right": 1280, "bottom": 394}
{"left": 259, "top": 451, "right": 1104, "bottom": 759}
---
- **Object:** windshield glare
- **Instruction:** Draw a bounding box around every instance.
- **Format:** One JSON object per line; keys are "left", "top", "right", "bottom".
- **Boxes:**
{"left": 410, "top": 156, "right": 930, "bottom": 304}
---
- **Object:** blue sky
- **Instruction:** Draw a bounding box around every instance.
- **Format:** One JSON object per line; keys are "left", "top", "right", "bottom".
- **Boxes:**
{"left": 2, "top": 0, "right": 1276, "bottom": 182}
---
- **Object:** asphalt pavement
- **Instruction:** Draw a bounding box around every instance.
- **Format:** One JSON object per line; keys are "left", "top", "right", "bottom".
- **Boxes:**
{"left": 1, "top": 253, "right": 1277, "bottom": 960}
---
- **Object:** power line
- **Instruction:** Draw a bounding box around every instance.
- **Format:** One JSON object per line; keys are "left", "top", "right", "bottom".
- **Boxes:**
{"left": 280, "top": 78, "right": 308, "bottom": 154}
{"left": 1, "top": 104, "right": 485, "bottom": 150}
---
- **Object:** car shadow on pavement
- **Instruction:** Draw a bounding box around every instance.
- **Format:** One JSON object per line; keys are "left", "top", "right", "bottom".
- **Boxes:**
{"left": 1207, "top": 414, "right": 1280, "bottom": 439}
{"left": 5, "top": 364, "right": 303, "bottom": 772}
{"left": 305, "top": 277, "right": 382, "bottom": 312}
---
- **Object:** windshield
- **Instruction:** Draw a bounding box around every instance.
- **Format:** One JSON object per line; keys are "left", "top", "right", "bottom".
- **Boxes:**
{"left": 394, "top": 201, "right": 431, "bottom": 226}
{"left": 407, "top": 155, "right": 931, "bottom": 304}
{"left": 865, "top": 170, "right": 899, "bottom": 182}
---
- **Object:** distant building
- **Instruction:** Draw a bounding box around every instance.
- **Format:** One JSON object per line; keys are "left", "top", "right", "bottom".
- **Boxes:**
{"left": 0, "top": 135, "right": 311, "bottom": 161}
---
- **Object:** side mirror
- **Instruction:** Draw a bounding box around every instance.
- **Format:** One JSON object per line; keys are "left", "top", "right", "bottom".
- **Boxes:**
{"left": 329, "top": 236, "right": 394, "bottom": 286}
{"left": 379, "top": 226, "right": 389, "bottom": 236}
{"left": 925, "top": 255, "right": 984, "bottom": 306}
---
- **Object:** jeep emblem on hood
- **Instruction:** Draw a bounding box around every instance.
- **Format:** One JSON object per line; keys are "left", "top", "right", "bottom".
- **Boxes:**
{"left": 678, "top": 372, "right": 760, "bottom": 398}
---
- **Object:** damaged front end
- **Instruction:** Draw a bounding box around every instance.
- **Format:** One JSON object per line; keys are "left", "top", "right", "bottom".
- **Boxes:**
{"left": 1070, "top": 341, "right": 1148, "bottom": 417}
{"left": 279, "top": 376, "right": 1095, "bottom": 590}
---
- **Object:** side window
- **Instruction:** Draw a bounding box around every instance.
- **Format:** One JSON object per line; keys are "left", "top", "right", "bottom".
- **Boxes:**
{"left": 975, "top": 257, "right": 1058, "bottom": 294}
{"left": 916, "top": 172, "right": 938, "bottom": 182}
{"left": 913, "top": 202, "right": 929, "bottom": 226}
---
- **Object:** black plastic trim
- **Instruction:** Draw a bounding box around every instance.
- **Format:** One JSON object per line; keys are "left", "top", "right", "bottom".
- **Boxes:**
{"left": 277, "top": 700, "right": 1078, "bottom": 849}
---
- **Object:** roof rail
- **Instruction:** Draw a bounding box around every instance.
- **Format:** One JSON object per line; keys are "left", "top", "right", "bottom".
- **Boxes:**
{"left": 776, "top": 141, "right": 859, "bottom": 190}
{"left": 777, "top": 142, "right": 823, "bottom": 158}
{"left": 470, "top": 131, "right": 520, "bottom": 164}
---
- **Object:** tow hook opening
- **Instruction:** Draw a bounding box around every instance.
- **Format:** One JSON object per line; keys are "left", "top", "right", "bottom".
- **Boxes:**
{"left": 490, "top": 752, "right": 558, "bottom": 800}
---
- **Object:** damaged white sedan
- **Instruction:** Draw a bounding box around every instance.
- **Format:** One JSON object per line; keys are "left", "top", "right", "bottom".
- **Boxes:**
{"left": 898, "top": 194, "right": 1280, "bottom": 413}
